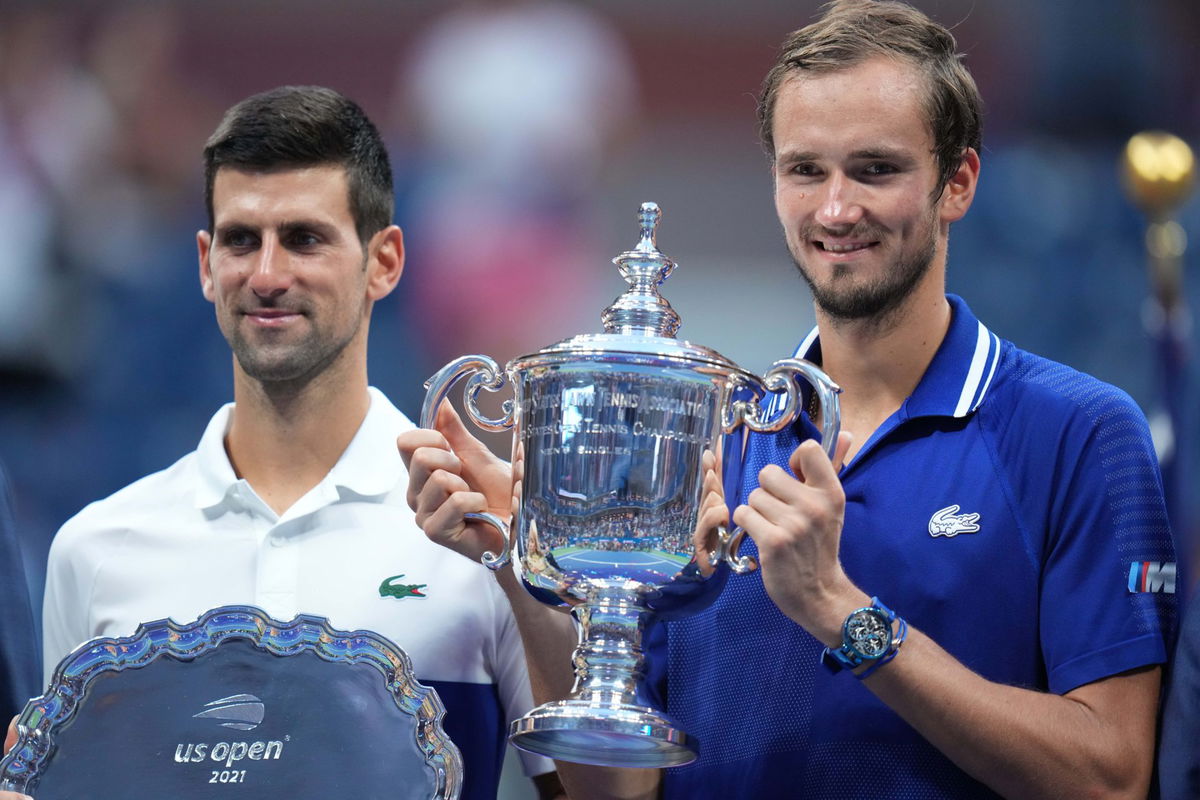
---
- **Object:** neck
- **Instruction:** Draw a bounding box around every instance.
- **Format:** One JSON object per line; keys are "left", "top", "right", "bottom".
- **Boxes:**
{"left": 814, "top": 276, "right": 950, "bottom": 460}
{"left": 224, "top": 356, "right": 371, "bottom": 515}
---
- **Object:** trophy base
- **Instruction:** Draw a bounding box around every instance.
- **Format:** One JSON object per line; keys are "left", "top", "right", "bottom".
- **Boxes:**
{"left": 508, "top": 700, "right": 697, "bottom": 768}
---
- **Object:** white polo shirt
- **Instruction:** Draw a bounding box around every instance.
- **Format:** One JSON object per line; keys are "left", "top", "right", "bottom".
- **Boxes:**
{"left": 42, "top": 387, "right": 551, "bottom": 789}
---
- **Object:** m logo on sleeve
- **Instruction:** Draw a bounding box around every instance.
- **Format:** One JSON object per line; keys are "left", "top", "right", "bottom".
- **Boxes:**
{"left": 1128, "top": 561, "right": 1176, "bottom": 594}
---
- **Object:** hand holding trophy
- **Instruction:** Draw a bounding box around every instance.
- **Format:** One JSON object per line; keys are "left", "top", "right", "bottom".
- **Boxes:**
{"left": 420, "top": 203, "right": 840, "bottom": 767}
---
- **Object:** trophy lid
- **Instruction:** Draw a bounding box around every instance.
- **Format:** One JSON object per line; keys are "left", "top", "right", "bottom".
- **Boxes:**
{"left": 514, "top": 202, "right": 742, "bottom": 373}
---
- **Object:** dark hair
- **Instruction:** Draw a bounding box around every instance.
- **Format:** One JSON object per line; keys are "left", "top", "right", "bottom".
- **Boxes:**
{"left": 203, "top": 85, "right": 393, "bottom": 243}
{"left": 758, "top": 0, "right": 982, "bottom": 191}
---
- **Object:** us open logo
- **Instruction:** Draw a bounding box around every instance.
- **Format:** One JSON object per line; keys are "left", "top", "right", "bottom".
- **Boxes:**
{"left": 174, "top": 693, "right": 286, "bottom": 783}
{"left": 193, "top": 694, "right": 265, "bottom": 731}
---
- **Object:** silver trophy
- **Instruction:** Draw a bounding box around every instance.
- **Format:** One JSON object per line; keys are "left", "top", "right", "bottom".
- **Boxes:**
{"left": 421, "top": 202, "right": 839, "bottom": 767}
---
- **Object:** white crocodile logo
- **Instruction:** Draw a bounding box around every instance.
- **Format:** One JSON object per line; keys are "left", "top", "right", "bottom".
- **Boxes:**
{"left": 928, "top": 505, "right": 981, "bottom": 538}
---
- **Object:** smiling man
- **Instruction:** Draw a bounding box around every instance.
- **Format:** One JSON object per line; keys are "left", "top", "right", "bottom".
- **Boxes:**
{"left": 38, "top": 86, "right": 560, "bottom": 800}
{"left": 400, "top": 2, "right": 1178, "bottom": 798}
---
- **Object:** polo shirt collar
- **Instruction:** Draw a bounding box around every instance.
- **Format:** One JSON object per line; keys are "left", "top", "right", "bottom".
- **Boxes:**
{"left": 193, "top": 386, "right": 406, "bottom": 510}
{"left": 194, "top": 403, "right": 237, "bottom": 509}
{"left": 791, "top": 294, "right": 1001, "bottom": 421}
{"left": 327, "top": 386, "right": 407, "bottom": 497}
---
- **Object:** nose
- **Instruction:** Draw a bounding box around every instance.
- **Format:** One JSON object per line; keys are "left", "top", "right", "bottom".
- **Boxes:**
{"left": 245, "top": 237, "right": 293, "bottom": 300}
{"left": 814, "top": 172, "right": 864, "bottom": 230}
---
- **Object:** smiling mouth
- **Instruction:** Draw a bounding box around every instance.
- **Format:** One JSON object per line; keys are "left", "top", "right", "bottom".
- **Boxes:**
{"left": 243, "top": 308, "right": 304, "bottom": 326}
{"left": 815, "top": 240, "right": 877, "bottom": 254}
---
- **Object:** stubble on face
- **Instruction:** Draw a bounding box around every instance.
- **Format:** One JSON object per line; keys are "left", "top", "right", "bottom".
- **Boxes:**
{"left": 788, "top": 203, "right": 938, "bottom": 325}
{"left": 224, "top": 257, "right": 369, "bottom": 386}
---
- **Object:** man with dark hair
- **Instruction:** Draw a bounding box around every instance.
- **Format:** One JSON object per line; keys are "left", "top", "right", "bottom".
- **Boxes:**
{"left": 39, "top": 85, "right": 560, "bottom": 800}
{"left": 400, "top": 1, "right": 1177, "bottom": 797}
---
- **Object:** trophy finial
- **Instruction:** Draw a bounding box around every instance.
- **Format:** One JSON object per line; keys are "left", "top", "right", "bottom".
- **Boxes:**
{"left": 603, "top": 201, "right": 680, "bottom": 337}
{"left": 635, "top": 202, "right": 662, "bottom": 253}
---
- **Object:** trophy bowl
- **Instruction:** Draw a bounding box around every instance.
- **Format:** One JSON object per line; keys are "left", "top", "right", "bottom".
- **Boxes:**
{"left": 421, "top": 203, "right": 839, "bottom": 767}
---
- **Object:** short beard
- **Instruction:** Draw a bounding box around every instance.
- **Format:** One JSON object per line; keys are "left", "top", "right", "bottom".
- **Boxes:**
{"left": 790, "top": 217, "right": 937, "bottom": 326}
{"left": 224, "top": 253, "right": 369, "bottom": 387}
{"left": 230, "top": 330, "right": 351, "bottom": 386}
{"left": 225, "top": 301, "right": 364, "bottom": 388}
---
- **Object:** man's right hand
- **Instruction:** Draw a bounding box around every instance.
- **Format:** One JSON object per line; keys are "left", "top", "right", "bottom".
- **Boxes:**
{"left": 398, "top": 400, "right": 514, "bottom": 562}
{"left": 3, "top": 717, "right": 15, "bottom": 758}
{"left": 1, "top": 716, "right": 32, "bottom": 798}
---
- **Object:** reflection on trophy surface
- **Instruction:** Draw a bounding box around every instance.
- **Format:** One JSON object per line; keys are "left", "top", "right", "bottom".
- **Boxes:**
{"left": 421, "top": 202, "right": 840, "bottom": 767}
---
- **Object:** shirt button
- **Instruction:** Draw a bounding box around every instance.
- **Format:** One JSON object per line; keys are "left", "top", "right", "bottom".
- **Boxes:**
{"left": 269, "top": 536, "right": 284, "bottom": 548}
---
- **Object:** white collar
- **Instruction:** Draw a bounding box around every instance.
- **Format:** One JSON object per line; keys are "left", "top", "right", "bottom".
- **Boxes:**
{"left": 193, "top": 386, "right": 409, "bottom": 512}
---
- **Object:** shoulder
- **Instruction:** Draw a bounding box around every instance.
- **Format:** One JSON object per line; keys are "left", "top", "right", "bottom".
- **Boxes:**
{"left": 984, "top": 342, "right": 1151, "bottom": 445}
{"left": 51, "top": 451, "right": 199, "bottom": 562}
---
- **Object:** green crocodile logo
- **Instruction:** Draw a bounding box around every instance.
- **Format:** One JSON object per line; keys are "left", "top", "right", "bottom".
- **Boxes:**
{"left": 379, "top": 574, "right": 427, "bottom": 600}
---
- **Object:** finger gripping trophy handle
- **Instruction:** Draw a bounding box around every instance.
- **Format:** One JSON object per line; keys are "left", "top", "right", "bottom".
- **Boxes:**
{"left": 421, "top": 355, "right": 515, "bottom": 431}
{"left": 421, "top": 355, "right": 516, "bottom": 570}
{"left": 718, "top": 358, "right": 842, "bottom": 572}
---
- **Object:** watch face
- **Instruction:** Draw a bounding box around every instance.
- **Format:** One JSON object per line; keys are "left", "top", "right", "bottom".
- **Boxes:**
{"left": 845, "top": 609, "right": 891, "bottom": 659}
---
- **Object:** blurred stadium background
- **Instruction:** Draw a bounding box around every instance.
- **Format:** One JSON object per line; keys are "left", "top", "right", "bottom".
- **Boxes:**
{"left": 0, "top": 1, "right": 1197, "bottom": 794}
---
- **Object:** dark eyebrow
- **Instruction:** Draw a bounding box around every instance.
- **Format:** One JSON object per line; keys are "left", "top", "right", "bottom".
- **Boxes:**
{"left": 776, "top": 147, "right": 916, "bottom": 164}
{"left": 214, "top": 222, "right": 257, "bottom": 239}
{"left": 849, "top": 147, "right": 913, "bottom": 162}
{"left": 776, "top": 150, "right": 819, "bottom": 165}
{"left": 214, "top": 220, "right": 339, "bottom": 240}
{"left": 278, "top": 220, "right": 339, "bottom": 240}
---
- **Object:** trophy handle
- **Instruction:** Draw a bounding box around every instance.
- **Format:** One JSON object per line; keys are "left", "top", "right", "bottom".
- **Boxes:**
{"left": 712, "top": 525, "right": 757, "bottom": 575}
{"left": 421, "top": 354, "right": 516, "bottom": 433}
{"left": 724, "top": 358, "right": 841, "bottom": 459}
{"left": 463, "top": 512, "right": 512, "bottom": 571}
{"left": 420, "top": 355, "right": 515, "bottom": 570}
{"left": 717, "top": 358, "right": 842, "bottom": 573}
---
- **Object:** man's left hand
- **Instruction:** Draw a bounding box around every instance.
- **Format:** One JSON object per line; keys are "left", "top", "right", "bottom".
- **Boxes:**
{"left": 733, "top": 431, "right": 863, "bottom": 645}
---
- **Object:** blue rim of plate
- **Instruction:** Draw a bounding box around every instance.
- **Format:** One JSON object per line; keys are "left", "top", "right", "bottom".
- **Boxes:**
{"left": 0, "top": 605, "right": 462, "bottom": 798}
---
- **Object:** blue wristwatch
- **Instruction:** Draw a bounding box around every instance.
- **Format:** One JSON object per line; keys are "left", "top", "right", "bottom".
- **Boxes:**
{"left": 820, "top": 597, "right": 907, "bottom": 678}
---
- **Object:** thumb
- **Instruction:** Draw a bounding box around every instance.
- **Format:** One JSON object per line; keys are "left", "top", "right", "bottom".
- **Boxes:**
{"left": 434, "top": 400, "right": 485, "bottom": 453}
{"left": 832, "top": 430, "right": 853, "bottom": 471}
{"left": 4, "top": 715, "right": 18, "bottom": 756}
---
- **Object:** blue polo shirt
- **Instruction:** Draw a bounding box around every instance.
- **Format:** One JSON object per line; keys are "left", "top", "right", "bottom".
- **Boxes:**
{"left": 646, "top": 295, "right": 1177, "bottom": 798}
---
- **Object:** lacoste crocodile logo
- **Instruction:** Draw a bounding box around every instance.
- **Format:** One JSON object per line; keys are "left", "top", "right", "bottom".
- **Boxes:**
{"left": 379, "top": 574, "right": 427, "bottom": 600}
{"left": 928, "top": 505, "right": 981, "bottom": 538}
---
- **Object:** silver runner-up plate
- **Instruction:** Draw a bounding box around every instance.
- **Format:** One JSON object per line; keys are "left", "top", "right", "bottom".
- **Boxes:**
{"left": 0, "top": 606, "right": 463, "bottom": 799}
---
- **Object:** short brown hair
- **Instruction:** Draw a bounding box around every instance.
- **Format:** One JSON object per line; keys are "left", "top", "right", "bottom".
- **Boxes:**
{"left": 203, "top": 86, "right": 393, "bottom": 244}
{"left": 758, "top": 0, "right": 982, "bottom": 191}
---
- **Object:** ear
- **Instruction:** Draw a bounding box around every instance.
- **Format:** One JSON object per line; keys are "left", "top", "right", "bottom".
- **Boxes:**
{"left": 197, "top": 230, "right": 216, "bottom": 302}
{"left": 366, "top": 225, "right": 405, "bottom": 301}
{"left": 939, "top": 147, "right": 980, "bottom": 224}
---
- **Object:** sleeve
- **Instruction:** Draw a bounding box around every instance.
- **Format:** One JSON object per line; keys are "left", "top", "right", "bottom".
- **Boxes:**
{"left": 1037, "top": 385, "right": 1177, "bottom": 694}
{"left": 40, "top": 516, "right": 95, "bottom": 686}
{"left": 487, "top": 579, "right": 556, "bottom": 777}
{"left": 0, "top": 461, "right": 40, "bottom": 719}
